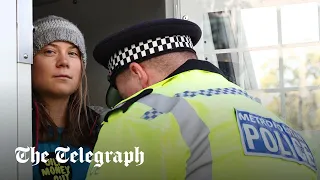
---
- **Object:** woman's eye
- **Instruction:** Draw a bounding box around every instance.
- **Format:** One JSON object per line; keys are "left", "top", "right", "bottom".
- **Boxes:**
{"left": 69, "top": 51, "right": 79, "bottom": 57}
{"left": 44, "top": 50, "right": 55, "bottom": 55}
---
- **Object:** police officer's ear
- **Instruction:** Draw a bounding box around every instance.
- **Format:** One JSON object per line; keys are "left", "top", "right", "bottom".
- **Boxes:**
{"left": 128, "top": 62, "right": 149, "bottom": 88}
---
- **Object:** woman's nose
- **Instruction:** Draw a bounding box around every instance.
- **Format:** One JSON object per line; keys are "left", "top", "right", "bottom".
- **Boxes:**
{"left": 56, "top": 53, "right": 70, "bottom": 68}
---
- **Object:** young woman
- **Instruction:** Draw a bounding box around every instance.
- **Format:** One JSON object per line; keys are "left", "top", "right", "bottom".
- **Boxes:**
{"left": 32, "top": 15, "right": 102, "bottom": 180}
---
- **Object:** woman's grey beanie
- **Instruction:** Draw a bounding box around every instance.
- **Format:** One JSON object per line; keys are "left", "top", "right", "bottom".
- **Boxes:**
{"left": 33, "top": 15, "right": 87, "bottom": 67}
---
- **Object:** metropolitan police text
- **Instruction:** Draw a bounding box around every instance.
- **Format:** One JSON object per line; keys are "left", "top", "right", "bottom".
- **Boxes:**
{"left": 236, "top": 109, "right": 316, "bottom": 172}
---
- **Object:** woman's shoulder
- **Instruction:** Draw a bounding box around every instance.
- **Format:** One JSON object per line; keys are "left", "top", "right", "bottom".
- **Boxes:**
{"left": 86, "top": 105, "right": 109, "bottom": 123}
{"left": 86, "top": 105, "right": 109, "bottom": 138}
{"left": 88, "top": 106, "right": 109, "bottom": 115}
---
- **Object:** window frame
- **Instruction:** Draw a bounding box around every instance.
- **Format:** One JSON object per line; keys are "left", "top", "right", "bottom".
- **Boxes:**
{"left": 178, "top": 0, "right": 320, "bottom": 129}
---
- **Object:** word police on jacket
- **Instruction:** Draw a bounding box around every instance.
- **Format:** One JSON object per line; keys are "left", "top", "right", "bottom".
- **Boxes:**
{"left": 235, "top": 109, "right": 317, "bottom": 171}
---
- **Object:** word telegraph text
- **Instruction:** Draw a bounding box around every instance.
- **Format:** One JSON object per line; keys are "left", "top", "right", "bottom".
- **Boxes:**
{"left": 15, "top": 146, "right": 145, "bottom": 168}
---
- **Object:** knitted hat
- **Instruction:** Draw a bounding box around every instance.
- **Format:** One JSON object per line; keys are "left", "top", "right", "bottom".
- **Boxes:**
{"left": 33, "top": 15, "right": 87, "bottom": 67}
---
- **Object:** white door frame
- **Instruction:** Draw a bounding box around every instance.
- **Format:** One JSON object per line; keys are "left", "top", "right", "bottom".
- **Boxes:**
{"left": 17, "top": 0, "right": 33, "bottom": 178}
{"left": 0, "top": 0, "right": 33, "bottom": 179}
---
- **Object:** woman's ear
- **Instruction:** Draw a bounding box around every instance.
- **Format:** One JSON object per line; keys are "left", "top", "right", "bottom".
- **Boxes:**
{"left": 129, "top": 62, "right": 149, "bottom": 88}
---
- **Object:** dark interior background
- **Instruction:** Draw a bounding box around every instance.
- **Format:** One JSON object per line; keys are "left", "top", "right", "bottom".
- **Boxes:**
{"left": 33, "top": 0, "right": 166, "bottom": 108}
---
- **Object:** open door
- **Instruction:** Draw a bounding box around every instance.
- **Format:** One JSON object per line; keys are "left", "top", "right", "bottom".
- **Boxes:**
{"left": 0, "top": 0, "right": 33, "bottom": 179}
{"left": 33, "top": 0, "right": 167, "bottom": 109}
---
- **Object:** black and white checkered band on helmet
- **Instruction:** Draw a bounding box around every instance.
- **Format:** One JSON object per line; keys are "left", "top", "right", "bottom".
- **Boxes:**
{"left": 107, "top": 35, "right": 194, "bottom": 78}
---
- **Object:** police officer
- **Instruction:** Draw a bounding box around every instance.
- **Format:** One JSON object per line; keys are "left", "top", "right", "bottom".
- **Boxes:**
{"left": 86, "top": 18, "right": 318, "bottom": 180}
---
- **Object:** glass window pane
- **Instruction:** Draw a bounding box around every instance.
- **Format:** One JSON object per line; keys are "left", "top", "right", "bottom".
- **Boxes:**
{"left": 216, "top": 53, "right": 239, "bottom": 84}
{"left": 248, "top": 91, "right": 281, "bottom": 117}
{"left": 285, "top": 89, "right": 320, "bottom": 131}
{"left": 283, "top": 46, "right": 320, "bottom": 88}
{"left": 281, "top": 2, "right": 319, "bottom": 44}
{"left": 207, "top": 10, "right": 238, "bottom": 49}
{"left": 243, "top": 50, "right": 280, "bottom": 90}
{"left": 240, "top": 7, "right": 278, "bottom": 47}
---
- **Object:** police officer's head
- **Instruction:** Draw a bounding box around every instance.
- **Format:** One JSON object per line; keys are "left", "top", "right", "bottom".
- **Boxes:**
{"left": 93, "top": 18, "right": 202, "bottom": 108}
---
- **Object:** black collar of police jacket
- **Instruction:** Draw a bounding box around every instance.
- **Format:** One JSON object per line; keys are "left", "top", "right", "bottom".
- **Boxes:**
{"left": 164, "top": 59, "right": 226, "bottom": 80}
{"left": 104, "top": 59, "right": 226, "bottom": 122}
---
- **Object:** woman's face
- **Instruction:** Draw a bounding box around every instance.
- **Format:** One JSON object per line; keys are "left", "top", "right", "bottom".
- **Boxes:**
{"left": 32, "top": 41, "right": 83, "bottom": 98}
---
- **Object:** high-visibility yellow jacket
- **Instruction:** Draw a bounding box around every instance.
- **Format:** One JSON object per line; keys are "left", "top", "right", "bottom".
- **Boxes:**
{"left": 86, "top": 60, "right": 318, "bottom": 180}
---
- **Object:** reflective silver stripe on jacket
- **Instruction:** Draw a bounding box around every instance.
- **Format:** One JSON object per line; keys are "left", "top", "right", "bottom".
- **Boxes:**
{"left": 138, "top": 94, "right": 212, "bottom": 180}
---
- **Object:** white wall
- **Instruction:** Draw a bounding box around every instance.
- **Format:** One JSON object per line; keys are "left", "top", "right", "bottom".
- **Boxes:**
{"left": 33, "top": 0, "right": 166, "bottom": 108}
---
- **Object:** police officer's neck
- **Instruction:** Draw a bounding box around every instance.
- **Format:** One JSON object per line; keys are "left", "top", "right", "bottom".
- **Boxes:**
{"left": 146, "top": 52, "right": 196, "bottom": 82}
